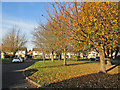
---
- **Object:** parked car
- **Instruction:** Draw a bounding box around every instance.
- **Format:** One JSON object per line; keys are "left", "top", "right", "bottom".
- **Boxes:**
{"left": 18, "top": 57, "right": 24, "bottom": 62}
{"left": 89, "top": 58, "right": 99, "bottom": 61}
{"left": 111, "top": 55, "right": 120, "bottom": 65}
{"left": 111, "top": 60, "right": 120, "bottom": 65}
{"left": 12, "top": 57, "right": 24, "bottom": 63}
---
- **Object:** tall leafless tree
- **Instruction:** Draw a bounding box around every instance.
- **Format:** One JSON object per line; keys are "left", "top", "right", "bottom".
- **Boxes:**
{"left": 32, "top": 23, "right": 59, "bottom": 62}
{"left": 2, "top": 26, "right": 27, "bottom": 58}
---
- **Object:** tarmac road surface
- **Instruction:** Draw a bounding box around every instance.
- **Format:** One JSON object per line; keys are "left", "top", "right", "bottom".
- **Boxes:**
{"left": 2, "top": 60, "right": 37, "bottom": 89}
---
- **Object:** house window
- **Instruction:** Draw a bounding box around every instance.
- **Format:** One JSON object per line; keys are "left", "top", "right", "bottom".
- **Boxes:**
{"left": 92, "top": 53, "right": 95, "bottom": 56}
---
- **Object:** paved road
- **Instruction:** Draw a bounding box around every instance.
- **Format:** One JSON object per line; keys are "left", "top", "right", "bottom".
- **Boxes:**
{"left": 2, "top": 60, "right": 37, "bottom": 89}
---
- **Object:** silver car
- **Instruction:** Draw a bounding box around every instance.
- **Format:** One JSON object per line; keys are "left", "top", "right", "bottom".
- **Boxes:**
{"left": 12, "top": 57, "right": 23, "bottom": 63}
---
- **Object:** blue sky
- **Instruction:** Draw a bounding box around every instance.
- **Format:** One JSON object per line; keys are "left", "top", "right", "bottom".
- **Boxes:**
{"left": 2, "top": 2, "right": 49, "bottom": 23}
{"left": 2, "top": 2, "right": 51, "bottom": 50}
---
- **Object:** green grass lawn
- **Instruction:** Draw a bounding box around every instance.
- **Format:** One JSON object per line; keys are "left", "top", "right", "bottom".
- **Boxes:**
{"left": 1, "top": 58, "right": 12, "bottom": 64}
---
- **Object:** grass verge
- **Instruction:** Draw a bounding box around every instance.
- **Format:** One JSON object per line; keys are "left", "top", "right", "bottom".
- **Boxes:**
{"left": 25, "top": 60, "right": 119, "bottom": 88}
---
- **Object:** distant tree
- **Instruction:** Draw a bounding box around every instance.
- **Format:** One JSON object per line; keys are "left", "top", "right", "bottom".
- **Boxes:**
{"left": 32, "top": 27, "right": 46, "bottom": 63}
{"left": 41, "top": 23, "right": 59, "bottom": 62}
{"left": 32, "top": 24, "right": 59, "bottom": 63}
{"left": 2, "top": 26, "right": 27, "bottom": 58}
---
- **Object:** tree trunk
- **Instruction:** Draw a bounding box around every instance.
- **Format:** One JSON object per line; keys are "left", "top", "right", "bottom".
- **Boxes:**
{"left": 58, "top": 54, "right": 61, "bottom": 61}
{"left": 99, "top": 49, "right": 106, "bottom": 73}
{"left": 103, "top": 46, "right": 107, "bottom": 58}
{"left": 76, "top": 52, "right": 80, "bottom": 61}
{"left": 76, "top": 52, "right": 78, "bottom": 61}
{"left": 63, "top": 49, "right": 67, "bottom": 66}
{"left": 107, "top": 48, "right": 109, "bottom": 58}
{"left": 51, "top": 51, "right": 54, "bottom": 62}
{"left": 110, "top": 48, "right": 114, "bottom": 59}
{"left": 42, "top": 53, "right": 45, "bottom": 63}
{"left": 13, "top": 51, "right": 17, "bottom": 58}
{"left": 115, "top": 47, "right": 119, "bottom": 59}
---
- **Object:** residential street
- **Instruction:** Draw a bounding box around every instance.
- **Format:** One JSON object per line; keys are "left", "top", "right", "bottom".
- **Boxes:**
{"left": 2, "top": 60, "right": 37, "bottom": 89}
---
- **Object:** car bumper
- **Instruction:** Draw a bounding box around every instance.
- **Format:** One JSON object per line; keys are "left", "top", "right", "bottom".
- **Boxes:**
{"left": 12, "top": 61, "right": 21, "bottom": 63}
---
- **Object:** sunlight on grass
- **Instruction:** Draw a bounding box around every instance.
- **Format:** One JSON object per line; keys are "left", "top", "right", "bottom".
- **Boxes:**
{"left": 25, "top": 60, "right": 119, "bottom": 86}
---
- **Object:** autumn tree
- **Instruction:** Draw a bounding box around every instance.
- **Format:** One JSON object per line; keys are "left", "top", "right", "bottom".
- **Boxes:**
{"left": 70, "top": 2, "right": 118, "bottom": 73}
{"left": 2, "top": 26, "right": 27, "bottom": 58}
{"left": 48, "top": 19, "right": 69, "bottom": 65}
{"left": 43, "top": 2, "right": 75, "bottom": 65}
{"left": 78, "top": 2, "right": 118, "bottom": 73}
{"left": 46, "top": 2, "right": 119, "bottom": 73}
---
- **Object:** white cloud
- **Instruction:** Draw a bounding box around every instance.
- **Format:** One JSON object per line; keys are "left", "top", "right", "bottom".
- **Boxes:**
{"left": 3, "top": 19, "right": 37, "bottom": 33}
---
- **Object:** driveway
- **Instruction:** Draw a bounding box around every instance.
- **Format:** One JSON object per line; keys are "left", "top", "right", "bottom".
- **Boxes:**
{"left": 2, "top": 60, "right": 37, "bottom": 89}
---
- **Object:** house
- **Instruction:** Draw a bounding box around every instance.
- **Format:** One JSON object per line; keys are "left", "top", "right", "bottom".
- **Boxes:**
{"left": 15, "top": 47, "right": 27, "bottom": 57}
{"left": 27, "top": 50, "right": 33, "bottom": 58}
{"left": 65, "top": 52, "right": 85, "bottom": 59}
{"left": 59, "top": 52, "right": 85, "bottom": 59}
{"left": 32, "top": 48, "right": 59, "bottom": 59}
{"left": 49, "top": 53, "right": 58, "bottom": 59}
{"left": 65, "top": 52, "right": 75, "bottom": 59}
{"left": 87, "top": 50, "right": 99, "bottom": 59}
{"left": 1, "top": 51, "right": 5, "bottom": 59}
{"left": 32, "top": 48, "right": 43, "bottom": 58}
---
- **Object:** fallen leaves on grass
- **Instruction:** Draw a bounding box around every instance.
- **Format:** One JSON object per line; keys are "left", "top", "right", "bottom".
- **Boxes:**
{"left": 47, "top": 73, "right": 120, "bottom": 88}
{"left": 25, "top": 61, "right": 119, "bottom": 88}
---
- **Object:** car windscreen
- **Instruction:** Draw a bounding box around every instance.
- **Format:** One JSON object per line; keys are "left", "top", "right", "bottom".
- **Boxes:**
{"left": 14, "top": 57, "right": 19, "bottom": 59}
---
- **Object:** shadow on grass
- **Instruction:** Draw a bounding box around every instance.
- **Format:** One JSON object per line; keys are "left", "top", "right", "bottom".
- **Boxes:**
{"left": 66, "top": 61, "right": 99, "bottom": 66}
{"left": 27, "top": 58, "right": 50, "bottom": 61}
{"left": 77, "top": 59, "right": 90, "bottom": 61}
{"left": 24, "top": 69, "right": 38, "bottom": 77}
{"left": 47, "top": 73, "right": 120, "bottom": 88}
{"left": 29, "top": 58, "right": 93, "bottom": 61}
{"left": 29, "top": 58, "right": 59, "bottom": 61}
{"left": 106, "top": 65, "right": 120, "bottom": 73}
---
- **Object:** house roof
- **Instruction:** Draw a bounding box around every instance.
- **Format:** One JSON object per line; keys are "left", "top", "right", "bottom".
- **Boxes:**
{"left": 88, "top": 50, "right": 98, "bottom": 53}
{"left": 32, "top": 48, "right": 41, "bottom": 51}
{"left": 18, "top": 47, "right": 27, "bottom": 51}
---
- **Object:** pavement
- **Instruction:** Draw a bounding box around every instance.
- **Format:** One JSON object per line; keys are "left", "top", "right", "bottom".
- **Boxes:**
{"left": 2, "top": 60, "right": 37, "bottom": 89}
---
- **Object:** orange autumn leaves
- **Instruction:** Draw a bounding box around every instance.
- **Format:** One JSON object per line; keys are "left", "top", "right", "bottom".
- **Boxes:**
{"left": 79, "top": 2, "right": 118, "bottom": 47}
{"left": 48, "top": 2, "right": 119, "bottom": 51}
